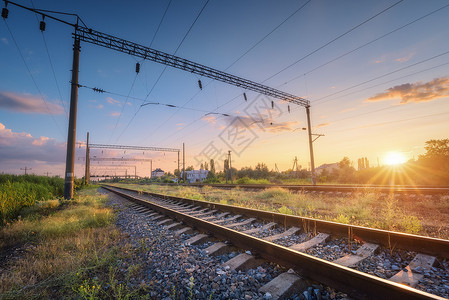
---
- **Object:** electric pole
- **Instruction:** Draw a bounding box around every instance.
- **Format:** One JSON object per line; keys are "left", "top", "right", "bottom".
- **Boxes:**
{"left": 177, "top": 150, "right": 180, "bottom": 184}
{"left": 183, "top": 143, "right": 185, "bottom": 183}
{"left": 20, "top": 167, "right": 32, "bottom": 175}
{"left": 228, "top": 150, "right": 233, "bottom": 184}
{"left": 84, "top": 132, "right": 90, "bottom": 185}
{"left": 64, "top": 34, "right": 80, "bottom": 199}
{"left": 306, "top": 106, "right": 316, "bottom": 185}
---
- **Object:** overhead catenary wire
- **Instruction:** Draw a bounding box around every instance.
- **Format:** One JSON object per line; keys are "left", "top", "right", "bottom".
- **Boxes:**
{"left": 30, "top": 0, "right": 69, "bottom": 120}
{"left": 109, "top": 0, "right": 173, "bottom": 142}
{"left": 224, "top": 0, "right": 312, "bottom": 71}
{"left": 151, "top": 1, "right": 314, "bottom": 145}
{"left": 262, "top": 0, "right": 405, "bottom": 84}
{"left": 117, "top": 0, "right": 211, "bottom": 141}
{"left": 77, "top": 83, "right": 231, "bottom": 116}
{"left": 280, "top": 3, "right": 449, "bottom": 87}
{"left": 2, "top": 18, "right": 65, "bottom": 139}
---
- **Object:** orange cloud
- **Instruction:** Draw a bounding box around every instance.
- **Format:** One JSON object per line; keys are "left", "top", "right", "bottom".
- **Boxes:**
{"left": 367, "top": 77, "right": 449, "bottom": 104}
{"left": 316, "top": 122, "right": 330, "bottom": 128}
{"left": 395, "top": 52, "right": 415, "bottom": 63}
{"left": 0, "top": 91, "right": 64, "bottom": 115}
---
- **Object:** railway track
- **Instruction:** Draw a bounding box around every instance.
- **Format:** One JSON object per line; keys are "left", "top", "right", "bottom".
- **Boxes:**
{"left": 150, "top": 182, "right": 449, "bottom": 196}
{"left": 102, "top": 184, "right": 449, "bottom": 299}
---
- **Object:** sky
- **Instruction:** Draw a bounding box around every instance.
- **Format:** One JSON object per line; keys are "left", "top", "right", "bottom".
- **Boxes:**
{"left": 1, "top": 0, "right": 448, "bottom": 178}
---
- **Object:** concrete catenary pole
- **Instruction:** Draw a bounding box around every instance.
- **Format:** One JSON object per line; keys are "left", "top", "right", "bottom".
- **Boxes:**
{"left": 64, "top": 36, "right": 80, "bottom": 199}
{"left": 306, "top": 106, "right": 316, "bottom": 185}
{"left": 84, "top": 132, "right": 90, "bottom": 185}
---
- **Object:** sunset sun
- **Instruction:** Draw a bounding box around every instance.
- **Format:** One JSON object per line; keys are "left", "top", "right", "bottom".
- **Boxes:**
{"left": 384, "top": 152, "right": 407, "bottom": 166}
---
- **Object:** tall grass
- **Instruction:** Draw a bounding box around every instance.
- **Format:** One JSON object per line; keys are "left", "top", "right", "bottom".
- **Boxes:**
{"left": 0, "top": 174, "right": 64, "bottom": 224}
{"left": 0, "top": 188, "right": 130, "bottom": 299}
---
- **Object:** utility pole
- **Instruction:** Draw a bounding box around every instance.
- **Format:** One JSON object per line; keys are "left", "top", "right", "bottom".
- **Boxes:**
{"left": 46, "top": 171, "right": 51, "bottom": 177}
{"left": 84, "top": 132, "right": 90, "bottom": 185}
{"left": 306, "top": 106, "right": 316, "bottom": 185}
{"left": 228, "top": 150, "right": 233, "bottom": 184}
{"left": 183, "top": 143, "right": 186, "bottom": 183}
{"left": 150, "top": 160, "right": 153, "bottom": 178}
{"left": 177, "top": 150, "right": 180, "bottom": 184}
{"left": 64, "top": 34, "right": 80, "bottom": 199}
{"left": 20, "top": 167, "right": 32, "bottom": 175}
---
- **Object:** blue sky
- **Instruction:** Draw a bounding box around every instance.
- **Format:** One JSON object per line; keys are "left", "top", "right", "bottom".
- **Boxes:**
{"left": 1, "top": 0, "right": 448, "bottom": 178}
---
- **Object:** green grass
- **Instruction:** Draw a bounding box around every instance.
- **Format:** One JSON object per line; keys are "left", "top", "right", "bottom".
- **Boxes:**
{"left": 0, "top": 186, "right": 150, "bottom": 299}
{"left": 111, "top": 183, "right": 432, "bottom": 237}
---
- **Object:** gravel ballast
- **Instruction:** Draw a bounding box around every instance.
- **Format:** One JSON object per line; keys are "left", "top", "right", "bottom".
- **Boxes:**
{"left": 103, "top": 189, "right": 350, "bottom": 299}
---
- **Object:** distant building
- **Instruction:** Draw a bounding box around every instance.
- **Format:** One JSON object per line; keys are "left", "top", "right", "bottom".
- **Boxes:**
{"left": 151, "top": 168, "right": 165, "bottom": 178}
{"left": 182, "top": 169, "right": 209, "bottom": 183}
{"left": 316, "top": 163, "right": 339, "bottom": 175}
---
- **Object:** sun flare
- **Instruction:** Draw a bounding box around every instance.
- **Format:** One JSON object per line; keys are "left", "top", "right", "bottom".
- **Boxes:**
{"left": 384, "top": 152, "right": 407, "bottom": 166}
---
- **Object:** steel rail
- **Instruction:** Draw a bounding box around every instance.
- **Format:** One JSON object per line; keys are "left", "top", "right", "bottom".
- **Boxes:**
{"left": 103, "top": 185, "right": 445, "bottom": 300}
{"left": 105, "top": 184, "right": 449, "bottom": 258}
{"left": 151, "top": 182, "right": 449, "bottom": 195}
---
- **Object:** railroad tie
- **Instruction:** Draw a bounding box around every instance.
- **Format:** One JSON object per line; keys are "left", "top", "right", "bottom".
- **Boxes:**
{"left": 174, "top": 227, "right": 194, "bottom": 236}
{"left": 150, "top": 215, "right": 166, "bottom": 222}
{"left": 190, "top": 210, "right": 217, "bottom": 217}
{"left": 202, "top": 212, "right": 230, "bottom": 221}
{"left": 165, "top": 222, "right": 184, "bottom": 231}
{"left": 221, "top": 253, "right": 263, "bottom": 271}
{"left": 213, "top": 215, "right": 242, "bottom": 225}
{"left": 288, "top": 233, "right": 330, "bottom": 252}
{"left": 156, "top": 219, "right": 173, "bottom": 226}
{"left": 264, "top": 227, "right": 301, "bottom": 242}
{"left": 243, "top": 222, "right": 277, "bottom": 234}
{"left": 333, "top": 243, "right": 379, "bottom": 267}
{"left": 389, "top": 253, "right": 436, "bottom": 287}
{"left": 259, "top": 272, "right": 307, "bottom": 300}
{"left": 204, "top": 242, "right": 230, "bottom": 256}
{"left": 184, "top": 234, "right": 211, "bottom": 245}
{"left": 225, "top": 218, "right": 256, "bottom": 229}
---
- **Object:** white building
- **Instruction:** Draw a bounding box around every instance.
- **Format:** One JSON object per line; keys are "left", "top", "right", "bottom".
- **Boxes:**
{"left": 315, "top": 163, "right": 339, "bottom": 175}
{"left": 151, "top": 168, "right": 165, "bottom": 178}
{"left": 182, "top": 169, "right": 209, "bottom": 183}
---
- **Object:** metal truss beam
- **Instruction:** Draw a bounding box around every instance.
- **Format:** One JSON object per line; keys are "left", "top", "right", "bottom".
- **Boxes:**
{"left": 75, "top": 27, "right": 309, "bottom": 107}
{"left": 89, "top": 144, "right": 179, "bottom": 153}
{"left": 90, "top": 157, "right": 152, "bottom": 162}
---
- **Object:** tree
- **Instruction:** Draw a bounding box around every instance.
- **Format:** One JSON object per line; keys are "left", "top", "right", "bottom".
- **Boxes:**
{"left": 418, "top": 139, "right": 449, "bottom": 184}
{"left": 209, "top": 159, "right": 215, "bottom": 175}
{"left": 336, "top": 157, "right": 356, "bottom": 183}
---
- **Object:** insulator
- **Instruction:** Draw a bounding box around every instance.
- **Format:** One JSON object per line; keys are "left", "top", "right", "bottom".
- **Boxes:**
{"left": 39, "top": 21, "right": 46, "bottom": 32}
{"left": 1, "top": 8, "right": 8, "bottom": 19}
{"left": 198, "top": 80, "right": 202, "bottom": 90}
{"left": 288, "top": 105, "right": 290, "bottom": 113}
{"left": 243, "top": 92, "right": 247, "bottom": 101}
{"left": 135, "top": 62, "right": 140, "bottom": 74}
{"left": 271, "top": 101, "right": 274, "bottom": 109}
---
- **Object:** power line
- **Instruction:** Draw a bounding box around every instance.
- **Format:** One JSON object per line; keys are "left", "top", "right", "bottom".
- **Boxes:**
{"left": 78, "top": 82, "right": 231, "bottom": 116}
{"left": 2, "top": 18, "right": 65, "bottom": 139}
{"left": 149, "top": 0, "right": 172, "bottom": 48}
{"left": 30, "top": 0, "right": 69, "bottom": 120}
{"left": 313, "top": 50, "right": 449, "bottom": 105}
{"left": 263, "top": 0, "right": 405, "bottom": 83}
{"left": 225, "top": 0, "right": 312, "bottom": 71}
{"left": 151, "top": 2, "right": 315, "bottom": 145}
{"left": 109, "top": 0, "right": 173, "bottom": 142}
{"left": 280, "top": 3, "right": 449, "bottom": 87}
{"left": 117, "top": 0, "right": 211, "bottom": 141}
